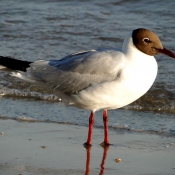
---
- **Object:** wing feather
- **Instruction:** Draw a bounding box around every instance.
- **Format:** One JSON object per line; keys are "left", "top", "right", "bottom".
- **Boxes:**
{"left": 27, "top": 50, "right": 126, "bottom": 94}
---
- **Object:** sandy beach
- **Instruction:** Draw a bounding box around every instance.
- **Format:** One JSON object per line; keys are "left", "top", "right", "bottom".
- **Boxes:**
{"left": 0, "top": 119, "right": 174, "bottom": 175}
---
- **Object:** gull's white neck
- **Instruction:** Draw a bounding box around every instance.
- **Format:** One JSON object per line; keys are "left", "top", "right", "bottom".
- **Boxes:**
{"left": 122, "top": 31, "right": 154, "bottom": 60}
{"left": 116, "top": 31, "right": 158, "bottom": 107}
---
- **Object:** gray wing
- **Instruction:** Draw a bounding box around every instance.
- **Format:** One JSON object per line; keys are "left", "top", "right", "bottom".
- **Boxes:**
{"left": 27, "top": 49, "right": 126, "bottom": 94}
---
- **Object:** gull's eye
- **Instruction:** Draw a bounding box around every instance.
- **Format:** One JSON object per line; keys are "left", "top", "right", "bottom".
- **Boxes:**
{"left": 143, "top": 37, "right": 150, "bottom": 44}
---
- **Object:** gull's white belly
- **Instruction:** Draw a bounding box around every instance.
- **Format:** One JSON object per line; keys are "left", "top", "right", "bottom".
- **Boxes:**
{"left": 68, "top": 54, "right": 158, "bottom": 111}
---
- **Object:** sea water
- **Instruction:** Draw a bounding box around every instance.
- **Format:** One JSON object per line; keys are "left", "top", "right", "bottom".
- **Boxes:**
{"left": 0, "top": 0, "right": 175, "bottom": 137}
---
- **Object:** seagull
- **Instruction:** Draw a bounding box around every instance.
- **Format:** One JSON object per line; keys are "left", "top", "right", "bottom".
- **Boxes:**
{"left": 0, "top": 28, "right": 175, "bottom": 146}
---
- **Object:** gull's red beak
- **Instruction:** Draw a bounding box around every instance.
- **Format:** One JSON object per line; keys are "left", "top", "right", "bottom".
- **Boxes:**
{"left": 156, "top": 47, "right": 175, "bottom": 58}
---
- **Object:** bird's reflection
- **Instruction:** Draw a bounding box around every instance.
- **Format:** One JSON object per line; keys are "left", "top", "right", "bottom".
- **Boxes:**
{"left": 85, "top": 146, "right": 91, "bottom": 175}
{"left": 84, "top": 145, "right": 109, "bottom": 175}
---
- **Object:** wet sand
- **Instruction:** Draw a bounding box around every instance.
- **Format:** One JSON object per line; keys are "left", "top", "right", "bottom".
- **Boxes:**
{"left": 0, "top": 119, "right": 175, "bottom": 175}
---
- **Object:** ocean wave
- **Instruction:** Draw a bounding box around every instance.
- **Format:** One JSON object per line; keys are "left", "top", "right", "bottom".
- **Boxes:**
{"left": 1, "top": 72, "right": 175, "bottom": 114}
{"left": 16, "top": 116, "right": 38, "bottom": 122}
{"left": 1, "top": 86, "right": 175, "bottom": 114}
{"left": 0, "top": 87, "right": 62, "bottom": 102}
{"left": 110, "top": 122, "right": 175, "bottom": 138}
{"left": 0, "top": 116, "right": 174, "bottom": 137}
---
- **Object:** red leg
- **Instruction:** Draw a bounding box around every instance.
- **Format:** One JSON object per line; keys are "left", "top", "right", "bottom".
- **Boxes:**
{"left": 101, "top": 110, "right": 110, "bottom": 146}
{"left": 84, "top": 112, "right": 94, "bottom": 147}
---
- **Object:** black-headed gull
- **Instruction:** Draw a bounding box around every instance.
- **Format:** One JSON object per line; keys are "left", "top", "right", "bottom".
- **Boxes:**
{"left": 0, "top": 28, "right": 175, "bottom": 146}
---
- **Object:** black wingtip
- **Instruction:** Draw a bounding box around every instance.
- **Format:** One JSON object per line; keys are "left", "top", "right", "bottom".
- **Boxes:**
{"left": 0, "top": 56, "right": 32, "bottom": 72}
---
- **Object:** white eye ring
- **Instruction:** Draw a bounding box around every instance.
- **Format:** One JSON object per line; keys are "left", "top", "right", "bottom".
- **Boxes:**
{"left": 143, "top": 38, "right": 150, "bottom": 43}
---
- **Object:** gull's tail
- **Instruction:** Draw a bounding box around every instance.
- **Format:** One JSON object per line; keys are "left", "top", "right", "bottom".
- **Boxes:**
{"left": 0, "top": 56, "right": 32, "bottom": 72}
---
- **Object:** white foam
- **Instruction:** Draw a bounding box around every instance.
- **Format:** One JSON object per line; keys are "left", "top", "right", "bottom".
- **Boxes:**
{"left": 112, "top": 123, "right": 130, "bottom": 129}
{"left": 16, "top": 116, "right": 37, "bottom": 122}
{"left": 0, "top": 65, "right": 6, "bottom": 69}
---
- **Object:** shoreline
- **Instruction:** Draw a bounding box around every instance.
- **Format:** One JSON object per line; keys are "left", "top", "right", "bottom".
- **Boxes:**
{"left": 0, "top": 119, "right": 175, "bottom": 175}
{"left": 1, "top": 116, "right": 174, "bottom": 138}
